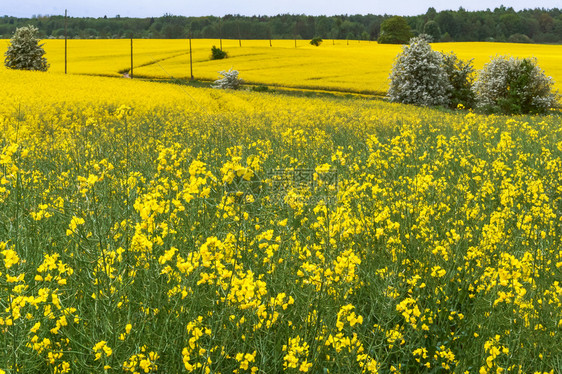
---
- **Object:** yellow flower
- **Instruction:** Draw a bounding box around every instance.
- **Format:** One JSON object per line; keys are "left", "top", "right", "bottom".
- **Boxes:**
{"left": 93, "top": 341, "right": 112, "bottom": 360}
{"left": 299, "top": 359, "right": 312, "bottom": 372}
{"left": 30, "top": 322, "right": 41, "bottom": 333}
{"left": 1, "top": 248, "right": 19, "bottom": 268}
{"left": 431, "top": 266, "right": 446, "bottom": 278}
{"left": 66, "top": 216, "right": 85, "bottom": 236}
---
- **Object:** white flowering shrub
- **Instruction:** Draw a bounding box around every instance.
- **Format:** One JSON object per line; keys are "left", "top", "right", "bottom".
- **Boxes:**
{"left": 4, "top": 25, "right": 49, "bottom": 71}
{"left": 388, "top": 36, "right": 451, "bottom": 107}
{"left": 473, "top": 56, "right": 559, "bottom": 114}
{"left": 212, "top": 69, "right": 243, "bottom": 90}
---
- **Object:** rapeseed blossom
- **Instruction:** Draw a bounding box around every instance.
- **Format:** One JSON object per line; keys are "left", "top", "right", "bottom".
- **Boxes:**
{"left": 2, "top": 39, "right": 560, "bottom": 94}
{"left": 0, "top": 60, "right": 561, "bottom": 372}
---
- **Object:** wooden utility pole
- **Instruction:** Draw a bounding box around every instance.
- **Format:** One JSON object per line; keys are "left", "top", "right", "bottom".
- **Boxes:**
{"left": 130, "top": 37, "right": 133, "bottom": 78}
{"left": 64, "top": 9, "right": 67, "bottom": 74}
{"left": 189, "top": 32, "right": 194, "bottom": 80}
{"left": 268, "top": 26, "right": 272, "bottom": 47}
{"left": 219, "top": 18, "right": 223, "bottom": 50}
{"left": 237, "top": 22, "right": 242, "bottom": 47}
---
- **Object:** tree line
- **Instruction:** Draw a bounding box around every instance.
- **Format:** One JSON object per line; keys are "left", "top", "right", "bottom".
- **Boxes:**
{"left": 1, "top": 6, "right": 561, "bottom": 44}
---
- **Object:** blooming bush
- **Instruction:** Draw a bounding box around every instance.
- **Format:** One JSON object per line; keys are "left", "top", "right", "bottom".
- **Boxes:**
{"left": 473, "top": 56, "right": 559, "bottom": 114}
{"left": 388, "top": 36, "right": 451, "bottom": 107}
{"left": 4, "top": 25, "right": 49, "bottom": 71}
{"left": 213, "top": 68, "right": 243, "bottom": 90}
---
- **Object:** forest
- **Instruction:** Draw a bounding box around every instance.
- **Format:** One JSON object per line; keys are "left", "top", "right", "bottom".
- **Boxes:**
{"left": 1, "top": 6, "right": 562, "bottom": 43}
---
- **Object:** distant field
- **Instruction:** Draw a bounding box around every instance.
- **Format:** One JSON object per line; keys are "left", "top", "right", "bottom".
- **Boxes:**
{"left": 2, "top": 38, "right": 562, "bottom": 94}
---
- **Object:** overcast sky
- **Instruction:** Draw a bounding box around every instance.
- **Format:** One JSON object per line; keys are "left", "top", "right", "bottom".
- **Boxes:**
{"left": 3, "top": 0, "right": 561, "bottom": 18}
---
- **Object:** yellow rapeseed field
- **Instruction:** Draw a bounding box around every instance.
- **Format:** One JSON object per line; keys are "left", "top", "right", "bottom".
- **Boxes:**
{"left": 2, "top": 39, "right": 561, "bottom": 94}
{"left": 1, "top": 61, "right": 562, "bottom": 373}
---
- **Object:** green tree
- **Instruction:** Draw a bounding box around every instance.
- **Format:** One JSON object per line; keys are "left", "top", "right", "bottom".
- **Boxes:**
{"left": 210, "top": 46, "right": 227, "bottom": 60}
{"left": 435, "top": 11, "right": 459, "bottom": 39}
{"left": 425, "top": 7, "right": 437, "bottom": 20}
{"left": 508, "top": 33, "right": 532, "bottom": 43}
{"left": 4, "top": 25, "right": 48, "bottom": 71}
{"left": 441, "top": 52, "right": 475, "bottom": 108}
{"left": 423, "top": 20, "right": 441, "bottom": 42}
{"left": 2, "top": 9, "right": 562, "bottom": 44}
{"left": 310, "top": 37, "right": 323, "bottom": 46}
{"left": 378, "top": 16, "right": 412, "bottom": 44}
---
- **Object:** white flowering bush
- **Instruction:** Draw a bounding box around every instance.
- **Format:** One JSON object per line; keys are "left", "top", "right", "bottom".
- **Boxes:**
{"left": 212, "top": 69, "right": 243, "bottom": 90}
{"left": 388, "top": 36, "right": 451, "bottom": 107}
{"left": 4, "top": 25, "right": 49, "bottom": 71}
{"left": 473, "top": 56, "right": 559, "bottom": 114}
